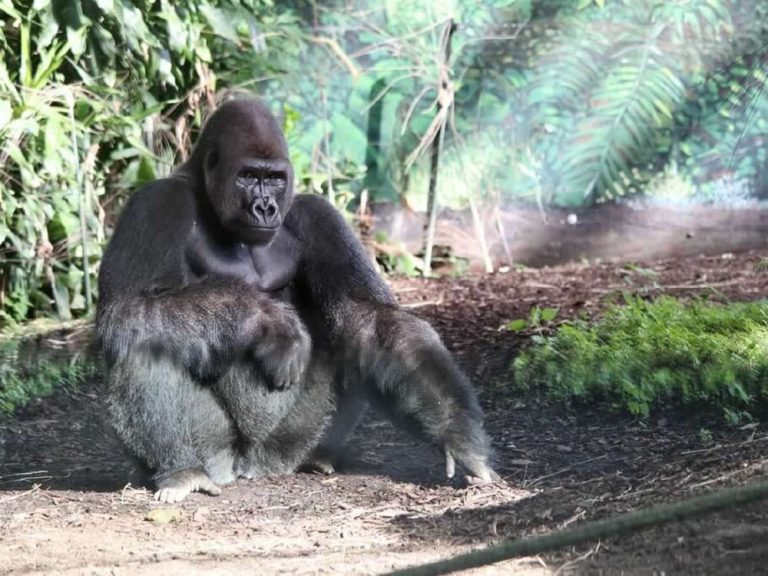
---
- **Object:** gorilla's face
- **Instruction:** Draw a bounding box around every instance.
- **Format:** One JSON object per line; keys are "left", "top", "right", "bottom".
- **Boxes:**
{"left": 195, "top": 100, "right": 295, "bottom": 245}
{"left": 204, "top": 147, "right": 294, "bottom": 245}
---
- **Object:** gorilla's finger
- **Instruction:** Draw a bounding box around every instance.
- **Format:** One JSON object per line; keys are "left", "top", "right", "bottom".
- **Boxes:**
{"left": 445, "top": 450, "right": 456, "bottom": 479}
{"left": 464, "top": 461, "right": 501, "bottom": 484}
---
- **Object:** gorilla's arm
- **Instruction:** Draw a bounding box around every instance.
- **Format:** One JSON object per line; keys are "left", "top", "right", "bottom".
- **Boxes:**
{"left": 286, "top": 195, "right": 497, "bottom": 481}
{"left": 98, "top": 282, "right": 309, "bottom": 388}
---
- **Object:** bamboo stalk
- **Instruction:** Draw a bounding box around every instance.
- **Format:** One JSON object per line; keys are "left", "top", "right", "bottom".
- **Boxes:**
{"left": 422, "top": 19, "right": 456, "bottom": 277}
{"left": 67, "top": 91, "right": 91, "bottom": 315}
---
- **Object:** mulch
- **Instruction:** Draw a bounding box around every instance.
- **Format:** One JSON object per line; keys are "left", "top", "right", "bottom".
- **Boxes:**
{"left": 3, "top": 248, "right": 768, "bottom": 574}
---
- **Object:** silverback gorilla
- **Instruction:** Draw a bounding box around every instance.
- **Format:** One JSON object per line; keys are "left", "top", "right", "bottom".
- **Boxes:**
{"left": 97, "top": 97, "right": 498, "bottom": 502}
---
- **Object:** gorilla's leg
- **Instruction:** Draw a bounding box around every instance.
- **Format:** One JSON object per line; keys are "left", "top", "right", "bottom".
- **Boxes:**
{"left": 214, "top": 359, "right": 334, "bottom": 478}
{"left": 302, "top": 385, "right": 368, "bottom": 474}
{"left": 107, "top": 352, "right": 237, "bottom": 503}
{"left": 99, "top": 281, "right": 312, "bottom": 500}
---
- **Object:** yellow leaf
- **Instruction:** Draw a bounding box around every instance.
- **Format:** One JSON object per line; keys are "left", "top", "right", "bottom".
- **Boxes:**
{"left": 145, "top": 508, "right": 183, "bottom": 524}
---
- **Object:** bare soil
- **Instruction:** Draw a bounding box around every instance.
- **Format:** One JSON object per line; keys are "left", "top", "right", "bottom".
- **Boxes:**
{"left": 374, "top": 201, "right": 768, "bottom": 268}
{"left": 3, "top": 250, "right": 768, "bottom": 575}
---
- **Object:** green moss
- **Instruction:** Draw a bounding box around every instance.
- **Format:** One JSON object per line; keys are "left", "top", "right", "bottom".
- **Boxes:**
{"left": 513, "top": 297, "right": 768, "bottom": 422}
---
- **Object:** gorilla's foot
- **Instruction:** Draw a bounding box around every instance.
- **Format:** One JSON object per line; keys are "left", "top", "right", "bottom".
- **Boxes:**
{"left": 154, "top": 468, "right": 222, "bottom": 503}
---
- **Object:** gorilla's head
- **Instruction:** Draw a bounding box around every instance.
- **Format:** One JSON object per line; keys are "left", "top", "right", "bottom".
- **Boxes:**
{"left": 188, "top": 98, "right": 295, "bottom": 245}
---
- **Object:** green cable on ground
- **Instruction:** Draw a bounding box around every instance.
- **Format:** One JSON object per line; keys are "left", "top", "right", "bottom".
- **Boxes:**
{"left": 385, "top": 479, "right": 768, "bottom": 576}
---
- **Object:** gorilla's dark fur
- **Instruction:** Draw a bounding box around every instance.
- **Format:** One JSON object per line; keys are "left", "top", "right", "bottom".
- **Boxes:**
{"left": 97, "top": 97, "right": 497, "bottom": 502}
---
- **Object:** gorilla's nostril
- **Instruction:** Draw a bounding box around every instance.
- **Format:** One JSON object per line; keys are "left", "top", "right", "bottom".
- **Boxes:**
{"left": 249, "top": 197, "right": 279, "bottom": 225}
{"left": 266, "top": 200, "right": 278, "bottom": 220}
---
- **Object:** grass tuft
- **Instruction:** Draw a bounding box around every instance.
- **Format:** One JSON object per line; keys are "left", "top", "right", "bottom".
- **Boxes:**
{"left": 512, "top": 296, "right": 768, "bottom": 423}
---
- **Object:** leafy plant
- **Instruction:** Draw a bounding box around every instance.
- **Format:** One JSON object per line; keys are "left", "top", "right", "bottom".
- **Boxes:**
{"left": 0, "top": 0, "right": 302, "bottom": 324}
{"left": 373, "top": 231, "right": 423, "bottom": 277}
{"left": 528, "top": 0, "right": 738, "bottom": 204}
{"left": 513, "top": 296, "right": 768, "bottom": 422}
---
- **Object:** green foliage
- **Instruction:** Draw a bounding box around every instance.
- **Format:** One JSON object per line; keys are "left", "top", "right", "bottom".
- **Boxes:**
{"left": 1, "top": 0, "right": 767, "bottom": 323}
{"left": 679, "top": 40, "right": 768, "bottom": 201}
{"left": 513, "top": 297, "right": 768, "bottom": 422}
{"left": 373, "top": 231, "right": 423, "bottom": 277}
{"left": 378, "top": 251, "right": 422, "bottom": 277}
{"left": 0, "top": 337, "right": 96, "bottom": 414}
{"left": 503, "top": 306, "right": 559, "bottom": 332}
{"left": 557, "top": 25, "right": 685, "bottom": 203}
{"left": 340, "top": 0, "right": 765, "bottom": 208}
{"left": 0, "top": 0, "right": 301, "bottom": 324}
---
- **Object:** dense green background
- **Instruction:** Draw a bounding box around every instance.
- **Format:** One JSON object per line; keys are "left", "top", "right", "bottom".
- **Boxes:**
{"left": 0, "top": 0, "right": 767, "bottom": 323}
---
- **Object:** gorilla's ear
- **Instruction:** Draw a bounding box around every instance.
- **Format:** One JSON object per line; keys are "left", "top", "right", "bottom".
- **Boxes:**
{"left": 205, "top": 148, "right": 220, "bottom": 173}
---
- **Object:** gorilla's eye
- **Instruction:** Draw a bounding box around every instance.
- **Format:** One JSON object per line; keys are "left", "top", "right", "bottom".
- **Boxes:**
{"left": 241, "top": 170, "right": 258, "bottom": 180}
{"left": 265, "top": 172, "right": 286, "bottom": 186}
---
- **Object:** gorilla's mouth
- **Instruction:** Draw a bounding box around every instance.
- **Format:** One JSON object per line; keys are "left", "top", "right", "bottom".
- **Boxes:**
{"left": 239, "top": 220, "right": 281, "bottom": 234}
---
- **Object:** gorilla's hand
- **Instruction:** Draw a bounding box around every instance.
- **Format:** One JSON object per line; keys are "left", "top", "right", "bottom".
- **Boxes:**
{"left": 251, "top": 303, "right": 312, "bottom": 390}
{"left": 445, "top": 449, "right": 501, "bottom": 485}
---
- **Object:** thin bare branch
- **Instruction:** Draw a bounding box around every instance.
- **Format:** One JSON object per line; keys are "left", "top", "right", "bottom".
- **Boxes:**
{"left": 362, "top": 73, "right": 422, "bottom": 114}
{"left": 311, "top": 36, "right": 361, "bottom": 79}
{"left": 400, "top": 87, "right": 434, "bottom": 135}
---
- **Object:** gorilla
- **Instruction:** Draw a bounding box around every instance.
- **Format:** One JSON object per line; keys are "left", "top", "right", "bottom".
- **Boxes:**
{"left": 97, "top": 97, "right": 498, "bottom": 503}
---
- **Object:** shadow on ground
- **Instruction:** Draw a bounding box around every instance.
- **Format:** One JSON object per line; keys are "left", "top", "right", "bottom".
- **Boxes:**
{"left": 0, "top": 381, "right": 139, "bottom": 492}
{"left": 0, "top": 378, "right": 453, "bottom": 493}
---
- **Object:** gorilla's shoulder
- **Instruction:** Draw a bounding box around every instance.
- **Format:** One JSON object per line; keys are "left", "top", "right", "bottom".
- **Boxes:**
{"left": 285, "top": 193, "right": 343, "bottom": 236}
{"left": 130, "top": 176, "right": 195, "bottom": 204}
{"left": 122, "top": 176, "right": 198, "bottom": 219}
{"left": 290, "top": 193, "right": 335, "bottom": 213}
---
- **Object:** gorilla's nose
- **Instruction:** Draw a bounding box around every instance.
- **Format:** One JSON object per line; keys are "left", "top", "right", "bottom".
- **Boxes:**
{"left": 249, "top": 196, "right": 280, "bottom": 226}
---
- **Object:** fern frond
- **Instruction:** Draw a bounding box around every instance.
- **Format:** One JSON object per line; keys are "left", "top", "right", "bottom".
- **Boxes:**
{"left": 528, "top": 28, "right": 610, "bottom": 121}
{"left": 556, "top": 25, "right": 686, "bottom": 203}
{"left": 653, "top": 0, "right": 733, "bottom": 44}
{"left": 722, "top": 42, "right": 768, "bottom": 167}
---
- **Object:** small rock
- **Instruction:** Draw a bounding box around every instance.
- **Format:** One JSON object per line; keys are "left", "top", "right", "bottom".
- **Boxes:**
{"left": 10, "top": 513, "right": 28, "bottom": 525}
{"left": 145, "top": 508, "right": 183, "bottom": 524}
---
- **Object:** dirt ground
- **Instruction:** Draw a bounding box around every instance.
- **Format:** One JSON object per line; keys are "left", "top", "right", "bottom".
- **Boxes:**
{"left": 3, "top": 250, "right": 768, "bottom": 575}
